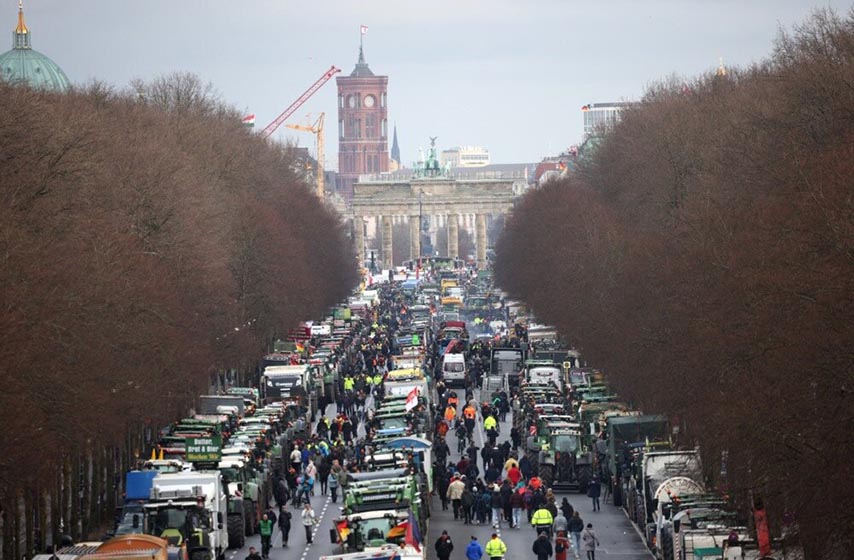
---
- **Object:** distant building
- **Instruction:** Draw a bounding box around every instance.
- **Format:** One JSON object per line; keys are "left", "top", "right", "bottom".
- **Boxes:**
{"left": 581, "top": 102, "right": 632, "bottom": 136}
{"left": 390, "top": 125, "right": 401, "bottom": 165}
{"left": 336, "top": 42, "right": 389, "bottom": 199}
{"left": 0, "top": 1, "right": 70, "bottom": 92}
{"left": 440, "top": 146, "right": 490, "bottom": 168}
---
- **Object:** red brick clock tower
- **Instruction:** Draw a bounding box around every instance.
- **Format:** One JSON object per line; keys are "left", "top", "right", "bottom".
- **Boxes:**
{"left": 336, "top": 44, "right": 389, "bottom": 199}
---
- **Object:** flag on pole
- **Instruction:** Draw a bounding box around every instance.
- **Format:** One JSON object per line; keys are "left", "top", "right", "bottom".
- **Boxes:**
{"left": 405, "top": 386, "right": 419, "bottom": 411}
{"left": 242, "top": 114, "right": 255, "bottom": 127}
{"left": 360, "top": 25, "right": 368, "bottom": 35}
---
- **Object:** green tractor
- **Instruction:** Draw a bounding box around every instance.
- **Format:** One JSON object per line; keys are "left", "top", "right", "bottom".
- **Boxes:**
{"left": 331, "top": 469, "right": 427, "bottom": 553}
{"left": 218, "top": 457, "right": 262, "bottom": 542}
{"left": 526, "top": 419, "right": 593, "bottom": 492}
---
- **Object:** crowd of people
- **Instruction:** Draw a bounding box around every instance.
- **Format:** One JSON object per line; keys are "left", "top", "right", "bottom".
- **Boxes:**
{"left": 432, "top": 375, "right": 603, "bottom": 560}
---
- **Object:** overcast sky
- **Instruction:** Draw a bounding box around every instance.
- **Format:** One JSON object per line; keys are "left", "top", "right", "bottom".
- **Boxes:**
{"left": 17, "top": 0, "right": 851, "bottom": 166}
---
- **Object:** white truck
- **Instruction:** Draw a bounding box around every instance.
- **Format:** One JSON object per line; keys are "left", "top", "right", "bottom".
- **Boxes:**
{"left": 143, "top": 471, "right": 228, "bottom": 560}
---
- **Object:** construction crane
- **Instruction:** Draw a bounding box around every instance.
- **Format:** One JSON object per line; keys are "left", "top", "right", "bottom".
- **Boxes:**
{"left": 285, "top": 113, "right": 326, "bottom": 197}
{"left": 260, "top": 65, "right": 341, "bottom": 139}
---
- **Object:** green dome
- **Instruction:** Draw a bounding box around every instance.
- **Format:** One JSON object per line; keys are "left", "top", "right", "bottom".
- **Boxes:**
{"left": 0, "top": 47, "right": 70, "bottom": 92}
{"left": 0, "top": 2, "right": 69, "bottom": 92}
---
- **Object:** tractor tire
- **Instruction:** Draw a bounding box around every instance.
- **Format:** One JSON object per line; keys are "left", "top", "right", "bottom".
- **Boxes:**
{"left": 244, "top": 500, "right": 256, "bottom": 536}
{"left": 661, "top": 530, "right": 673, "bottom": 560}
{"left": 576, "top": 465, "right": 591, "bottom": 494}
{"left": 540, "top": 464, "right": 554, "bottom": 491}
{"left": 227, "top": 514, "right": 245, "bottom": 549}
{"left": 190, "top": 550, "right": 211, "bottom": 560}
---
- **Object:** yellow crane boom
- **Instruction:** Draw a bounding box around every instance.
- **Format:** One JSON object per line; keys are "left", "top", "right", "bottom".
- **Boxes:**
{"left": 285, "top": 113, "right": 325, "bottom": 197}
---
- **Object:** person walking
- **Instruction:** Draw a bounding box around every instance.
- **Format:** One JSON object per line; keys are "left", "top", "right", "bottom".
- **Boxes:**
{"left": 466, "top": 536, "right": 484, "bottom": 560}
{"left": 588, "top": 478, "right": 601, "bottom": 512}
{"left": 582, "top": 523, "right": 600, "bottom": 560}
{"left": 555, "top": 531, "right": 571, "bottom": 560}
{"left": 531, "top": 504, "right": 554, "bottom": 538}
{"left": 560, "top": 497, "right": 574, "bottom": 520}
{"left": 484, "top": 533, "right": 507, "bottom": 560}
{"left": 434, "top": 530, "right": 454, "bottom": 560}
{"left": 258, "top": 513, "right": 274, "bottom": 559}
{"left": 447, "top": 475, "right": 466, "bottom": 519}
{"left": 533, "top": 532, "right": 554, "bottom": 560}
{"left": 553, "top": 510, "right": 568, "bottom": 537}
{"left": 244, "top": 547, "right": 262, "bottom": 560}
{"left": 301, "top": 502, "right": 317, "bottom": 544}
{"left": 510, "top": 486, "right": 524, "bottom": 529}
{"left": 329, "top": 464, "right": 339, "bottom": 503}
{"left": 490, "top": 483, "right": 503, "bottom": 528}
{"left": 462, "top": 486, "right": 475, "bottom": 524}
{"left": 277, "top": 506, "right": 292, "bottom": 547}
{"left": 568, "top": 511, "right": 584, "bottom": 557}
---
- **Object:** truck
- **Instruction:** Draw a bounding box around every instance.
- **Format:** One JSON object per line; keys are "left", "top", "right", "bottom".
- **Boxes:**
{"left": 197, "top": 396, "right": 245, "bottom": 418}
{"left": 143, "top": 471, "right": 228, "bottom": 560}
{"left": 524, "top": 359, "right": 564, "bottom": 390}
{"left": 260, "top": 364, "right": 315, "bottom": 419}
{"left": 112, "top": 470, "right": 159, "bottom": 536}
{"left": 489, "top": 347, "right": 525, "bottom": 388}
{"left": 77, "top": 535, "right": 183, "bottom": 560}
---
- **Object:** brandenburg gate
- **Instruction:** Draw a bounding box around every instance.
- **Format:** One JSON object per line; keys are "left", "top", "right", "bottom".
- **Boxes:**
{"left": 350, "top": 140, "right": 520, "bottom": 269}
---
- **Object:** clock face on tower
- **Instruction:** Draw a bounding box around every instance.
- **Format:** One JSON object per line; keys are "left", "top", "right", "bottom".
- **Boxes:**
{"left": 348, "top": 95, "right": 357, "bottom": 108}
{"left": 364, "top": 95, "right": 375, "bottom": 108}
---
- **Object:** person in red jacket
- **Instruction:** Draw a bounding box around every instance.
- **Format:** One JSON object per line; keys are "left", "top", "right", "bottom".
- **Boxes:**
{"left": 554, "top": 531, "right": 570, "bottom": 560}
{"left": 507, "top": 464, "right": 522, "bottom": 486}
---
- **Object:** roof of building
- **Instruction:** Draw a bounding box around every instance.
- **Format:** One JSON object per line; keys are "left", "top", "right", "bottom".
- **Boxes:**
{"left": 0, "top": 1, "right": 70, "bottom": 92}
{"left": 391, "top": 125, "right": 401, "bottom": 163}
{"left": 350, "top": 45, "right": 375, "bottom": 77}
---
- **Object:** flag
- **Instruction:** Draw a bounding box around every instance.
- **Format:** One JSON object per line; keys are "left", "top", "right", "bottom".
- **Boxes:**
{"left": 242, "top": 114, "right": 255, "bottom": 127}
{"left": 404, "top": 510, "right": 422, "bottom": 552}
{"left": 405, "top": 386, "right": 419, "bottom": 411}
{"left": 336, "top": 520, "right": 350, "bottom": 542}
{"left": 386, "top": 524, "right": 406, "bottom": 539}
{"left": 360, "top": 25, "right": 368, "bottom": 35}
{"left": 295, "top": 341, "right": 305, "bottom": 353}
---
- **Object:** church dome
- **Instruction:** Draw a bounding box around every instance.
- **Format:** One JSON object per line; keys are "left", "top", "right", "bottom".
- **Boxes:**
{"left": 0, "top": 1, "right": 70, "bottom": 92}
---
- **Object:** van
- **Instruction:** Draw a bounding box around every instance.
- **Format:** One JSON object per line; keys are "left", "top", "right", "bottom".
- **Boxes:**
{"left": 442, "top": 353, "right": 467, "bottom": 387}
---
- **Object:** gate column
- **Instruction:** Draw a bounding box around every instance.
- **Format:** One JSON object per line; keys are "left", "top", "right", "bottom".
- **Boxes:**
{"left": 475, "top": 213, "right": 487, "bottom": 269}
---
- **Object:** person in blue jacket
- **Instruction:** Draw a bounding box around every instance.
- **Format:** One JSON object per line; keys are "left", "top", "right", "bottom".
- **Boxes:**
{"left": 466, "top": 535, "right": 484, "bottom": 560}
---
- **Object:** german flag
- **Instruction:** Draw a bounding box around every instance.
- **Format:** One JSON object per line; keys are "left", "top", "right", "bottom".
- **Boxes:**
{"left": 336, "top": 520, "right": 350, "bottom": 542}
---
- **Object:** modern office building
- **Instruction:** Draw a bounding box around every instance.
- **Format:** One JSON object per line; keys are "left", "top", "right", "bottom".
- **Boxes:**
{"left": 440, "top": 146, "right": 490, "bottom": 168}
{"left": 581, "top": 102, "right": 632, "bottom": 136}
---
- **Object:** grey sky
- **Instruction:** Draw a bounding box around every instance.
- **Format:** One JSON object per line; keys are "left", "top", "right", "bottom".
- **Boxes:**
{"left": 18, "top": 0, "right": 851, "bottom": 165}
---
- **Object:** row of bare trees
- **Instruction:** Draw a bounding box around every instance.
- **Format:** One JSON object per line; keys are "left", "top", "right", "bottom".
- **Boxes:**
{"left": 0, "top": 73, "right": 357, "bottom": 554}
{"left": 495, "top": 10, "right": 852, "bottom": 558}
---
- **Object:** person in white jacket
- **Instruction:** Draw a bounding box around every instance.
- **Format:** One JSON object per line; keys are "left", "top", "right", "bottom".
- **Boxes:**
{"left": 301, "top": 503, "right": 318, "bottom": 544}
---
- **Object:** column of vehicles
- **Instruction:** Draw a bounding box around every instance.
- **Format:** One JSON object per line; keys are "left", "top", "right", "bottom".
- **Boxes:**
{"left": 326, "top": 281, "right": 439, "bottom": 560}
{"left": 506, "top": 318, "right": 772, "bottom": 560}
{"left": 97, "top": 281, "right": 438, "bottom": 560}
{"left": 103, "top": 303, "right": 378, "bottom": 560}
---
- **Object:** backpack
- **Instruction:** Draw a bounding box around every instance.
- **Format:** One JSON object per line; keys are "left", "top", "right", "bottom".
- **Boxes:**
{"left": 523, "top": 491, "right": 533, "bottom": 507}
{"left": 555, "top": 541, "right": 565, "bottom": 553}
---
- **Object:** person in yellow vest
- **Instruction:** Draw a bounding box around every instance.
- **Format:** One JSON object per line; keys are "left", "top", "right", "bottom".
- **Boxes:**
{"left": 531, "top": 505, "right": 554, "bottom": 538}
{"left": 343, "top": 376, "right": 355, "bottom": 391}
{"left": 373, "top": 373, "right": 383, "bottom": 386}
{"left": 484, "top": 533, "right": 507, "bottom": 560}
{"left": 483, "top": 414, "right": 497, "bottom": 432}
